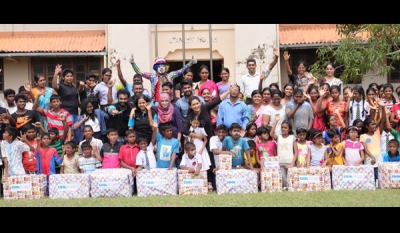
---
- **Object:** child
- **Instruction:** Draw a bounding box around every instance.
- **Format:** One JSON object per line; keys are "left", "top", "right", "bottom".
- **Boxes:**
{"left": 136, "top": 137, "right": 157, "bottom": 171}
{"left": 270, "top": 115, "right": 296, "bottom": 189}
{"left": 222, "top": 123, "right": 255, "bottom": 171}
{"left": 184, "top": 115, "right": 211, "bottom": 172}
{"left": 210, "top": 124, "right": 229, "bottom": 171}
{"left": 78, "top": 141, "right": 102, "bottom": 173}
{"left": 48, "top": 113, "right": 68, "bottom": 174}
{"left": 383, "top": 107, "right": 397, "bottom": 157}
{"left": 323, "top": 128, "right": 346, "bottom": 169}
{"left": 245, "top": 140, "right": 258, "bottom": 168}
{"left": 347, "top": 85, "right": 370, "bottom": 126}
{"left": 383, "top": 139, "right": 400, "bottom": 162}
{"left": 156, "top": 123, "right": 180, "bottom": 170}
{"left": 294, "top": 127, "right": 310, "bottom": 167}
{"left": 119, "top": 130, "right": 140, "bottom": 175}
{"left": 99, "top": 128, "right": 123, "bottom": 168}
{"left": 60, "top": 141, "right": 80, "bottom": 174}
{"left": 322, "top": 110, "right": 346, "bottom": 145}
{"left": 256, "top": 126, "right": 277, "bottom": 167}
{"left": 36, "top": 133, "right": 63, "bottom": 175}
{"left": 308, "top": 129, "right": 327, "bottom": 166}
{"left": 2, "top": 126, "right": 35, "bottom": 176}
{"left": 243, "top": 122, "right": 257, "bottom": 142}
{"left": 180, "top": 142, "right": 202, "bottom": 175}
{"left": 78, "top": 125, "right": 103, "bottom": 156}
{"left": 22, "top": 124, "right": 39, "bottom": 174}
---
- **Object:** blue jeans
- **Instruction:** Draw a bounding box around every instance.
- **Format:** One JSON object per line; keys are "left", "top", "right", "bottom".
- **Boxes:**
{"left": 70, "top": 114, "right": 82, "bottom": 144}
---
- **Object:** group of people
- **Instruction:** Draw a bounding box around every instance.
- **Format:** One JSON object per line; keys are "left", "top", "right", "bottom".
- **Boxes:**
{"left": 0, "top": 48, "right": 399, "bottom": 196}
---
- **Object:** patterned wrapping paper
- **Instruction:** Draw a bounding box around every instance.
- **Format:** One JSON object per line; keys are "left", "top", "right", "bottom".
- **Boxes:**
{"left": 216, "top": 169, "right": 258, "bottom": 195}
{"left": 378, "top": 162, "right": 400, "bottom": 189}
{"left": 89, "top": 168, "right": 134, "bottom": 198}
{"left": 287, "top": 167, "right": 331, "bottom": 192}
{"left": 49, "top": 174, "right": 90, "bottom": 199}
{"left": 332, "top": 165, "right": 375, "bottom": 190}
{"left": 218, "top": 154, "right": 232, "bottom": 170}
{"left": 177, "top": 170, "right": 208, "bottom": 195}
{"left": 260, "top": 157, "right": 282, "bottom": 193}
{"left": 136, "top": 168, "right": 178, "bottom": 197}
{"left": 3, "top": 174, "right": 47, "bottom": 200}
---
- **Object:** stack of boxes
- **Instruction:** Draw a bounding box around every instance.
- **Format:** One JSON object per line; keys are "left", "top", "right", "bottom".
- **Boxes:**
{"left": 260, "top": 157, "right": 282, "bottom": 193}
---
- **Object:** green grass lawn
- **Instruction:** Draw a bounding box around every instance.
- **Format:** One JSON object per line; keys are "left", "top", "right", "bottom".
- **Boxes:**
{"left": 1, "top": 189, "right": 400, "bottom": 207}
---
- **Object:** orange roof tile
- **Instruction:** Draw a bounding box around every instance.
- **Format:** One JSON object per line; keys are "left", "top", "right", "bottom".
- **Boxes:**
{"left": 279, "top": 24, "right": 343, "bottom": 46}
{"left": 0, "top": 30, "right": 105, "bottom": 53}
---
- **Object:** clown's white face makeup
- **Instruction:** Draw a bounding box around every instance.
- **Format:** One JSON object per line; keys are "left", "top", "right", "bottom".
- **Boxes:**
{"left": 157, "top": 65, "right": 166, "bottom": 74}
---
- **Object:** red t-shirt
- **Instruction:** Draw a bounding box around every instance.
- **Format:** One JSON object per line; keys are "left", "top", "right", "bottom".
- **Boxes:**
{"left": 391, "top": 103, "right": 400, "bottom": 132}
{"left": 118, "top": 144, "right": 140, "bottom": 168}
{"left": 22, "top": 139, "right": 38, "bottom": 172}
{"left": 39, "top": 147, "right": 59, "bottom": 175}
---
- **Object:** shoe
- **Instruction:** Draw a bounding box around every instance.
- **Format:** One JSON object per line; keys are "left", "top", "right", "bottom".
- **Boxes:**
{"left": 208, "top": 182, "right": 213, "bottom": 192}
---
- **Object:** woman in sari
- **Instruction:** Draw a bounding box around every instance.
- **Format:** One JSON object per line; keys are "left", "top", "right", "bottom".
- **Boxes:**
{"left": 30, "top": 74, "right": 56, "bottom": 131}
{"left": 194, "top": 64, "right": 219, "bottom": 99}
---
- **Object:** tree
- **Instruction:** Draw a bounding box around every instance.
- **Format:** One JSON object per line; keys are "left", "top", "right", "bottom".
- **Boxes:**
{"left": 309, "top": 24, "right": 400, "bottom": 84}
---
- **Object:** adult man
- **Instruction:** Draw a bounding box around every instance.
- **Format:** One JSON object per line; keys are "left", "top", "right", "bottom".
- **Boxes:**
{"left": 116, "top": 58, "right": 151, "bottom": 98}
{"left": 161, "top": 82, "right": 178, "bottom": 106}
{"left": 129, "top": 56, "right": 197, "bottom": 102}
{"left": 78, "top": 72, "right": 100, "bottom": 109}
{"left": 10, "top": 94, "right": 44, "bottom": 135}
{"left": 107, "top": 89, "right": 132, "bottom": 143}
{"left": 175, "top": 79, "right": 205, "bottom": 124}
{"left": 126, "top": 82, "right": 154, "bottom": 108}
{"left": 217, "top": 85, "right": 249, "bottom": 134}
{"left": 239, "top": 48, "right": 279, "bottom": 105}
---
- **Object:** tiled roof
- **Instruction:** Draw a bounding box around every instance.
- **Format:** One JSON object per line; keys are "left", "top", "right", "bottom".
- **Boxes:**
{"left": 279, "top": 24, "right": 342, "bottom": 46}
{"left": 0, "top": 30, "right": 105, "bottom": 53}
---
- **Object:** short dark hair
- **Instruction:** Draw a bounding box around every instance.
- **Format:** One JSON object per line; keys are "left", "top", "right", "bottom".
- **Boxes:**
{"left": 184, "top": 141, "right": 196, "bottom": 151}
{"left": 125, "top": 130, "right": 136, "bottom": 137}
{"left": 117, "top": 89, "right": 130, "bottom": 99}
{"left": 50, "top": 95, "right": 61, "bottom": 102}
{"left": 159, "top": 123, "right": 172, "bottom": 132}
{"left": 162, "top": 82, "right": 173, "bottom": 89}
{"left": 14, "top": 93, "right": 27, "bottom": 102}
{"left": 216, "top": 124, "right": 228, "bottom": 132}
{"left": 4, "top": 126, "right": 18, "bottom": 140}
{"left": 133, "top": 73, "right": 143, "bottom": 81}
{"left": 18, "top": 86, "right": 27, "bottom": 93}
{"left": 62, "top": 68, "right": 74, "bottom": 77}
{"left": 83, "top": 125, "right": 94, "bottom": 132}
{"left": 246, "top": 58, "right": 256, "bottom": 65}
{"left": 3, "top": 89, "right": 15, "bottom": 98}
{"left": 247, "top": 140, "right": 256, "bottom": 148}
{"left": 81, "top": 141, "right": 92, "bottom": 150}
{"left": 180, "top": 79, "right": 193, "bottom": 88}
{"left": 85, "top": 72, "right": 96, "bottom": 80}
{"left": 65, "top": 140, "right": 77, "bottom": 150}
{"left": 389, "top": 139, "right": 399, "bottom": 147}
{"left": 48, "top": 127, "right": 59, "bottom": 136}
{"left": 229, "top": 123, "right": 241, "bottom": 131}
{"left": 327, "top": 129, "right": 340, "bottom": 139}
{"left": 136, "top": 137, "right": 148, "bottom": 145}
{"left": 107, "top": 128, "right": 118, "bottom": 135}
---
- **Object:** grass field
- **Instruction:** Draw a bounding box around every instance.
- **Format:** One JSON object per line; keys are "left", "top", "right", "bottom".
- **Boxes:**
{"left": 1, "top": 189, "right": 400, "bottom": 207}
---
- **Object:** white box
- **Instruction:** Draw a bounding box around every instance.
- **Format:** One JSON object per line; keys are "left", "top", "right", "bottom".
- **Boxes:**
{"left": 49, "top": 174, "right": 90, "bottom": 199}
{"left": 136, "top": 168, "right": 178, "bottom": 197}
{"left": 216, "top": 169, "right": 258, "bottom": 195}
{"left": 287, "top": 167, "right": 331, "bottom": 192}
{"left": 89, "top": 168, "right": 134, "bottom": 197}
{"left": 332, "top": 165, "right": 375, "bottom": 190}
{"left": 378, "top": 162, "right": 400, "bottom": 189}
{"left": 178, "top": 170, "right": 208, "bottom": 195}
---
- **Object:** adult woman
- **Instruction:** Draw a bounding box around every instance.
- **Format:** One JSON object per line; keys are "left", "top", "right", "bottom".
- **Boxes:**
{"left": 175, "top": 67, "right": 194, "bottom": 98}
{"left": 261, "top": 87, "right": 272, "bottom": 106}
{"left": 317, "top": 85, "right": 348, "bottom": 130}
{"left": 30, "top": 74, "right": 56, "bottom": 131}
{"left": 210, "top": 104, "right": 219, "bottom": 135}
{"left": 304, "top": 86, "right": 325, "bottom": 131}
{"left": 194, "top": 65, "right": 218, "bottom": 99}
{"left": 72, "top": 99, "right": 109, "bottom": 142}
{"left": 216, "top": 67, "right": 232, "bottom": 99}
{"left": 201, "top": 88, "right": 212, "bottom": 104}
{"left": 285, "top": 88, "right": 314, "bottom": 135}
{"left": 262, "top": 89, "right": 286, "bottom": 136}
{"left": 182, "top": 84, "right": 235, "bottom": 191}
{"left": 152, "top": 93, "right": 183, "bottom": 141}
{"left": 128, "top": 94, "right": 156, "bottom": 145}
{"left": 317, "top": 62, "right": 343, "bottom": 95}
{"left": 283, "top": 51, "right": 312, "bottom": 91}
{"left": 269, "top": 83, "right": 280, "bottom": 92}
{"left": 247, "top": 90, "right": 266, "bottom": 128}
{"left": 281, "top": 83, "right": 294, "bottom": 106}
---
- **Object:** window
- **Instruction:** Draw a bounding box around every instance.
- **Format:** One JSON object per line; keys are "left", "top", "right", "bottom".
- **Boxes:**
{"left": 31, "top": 57, "right": 102, "bottom": 88}
{"left": 0, "top": 58, "right": 3, "bottom": 91}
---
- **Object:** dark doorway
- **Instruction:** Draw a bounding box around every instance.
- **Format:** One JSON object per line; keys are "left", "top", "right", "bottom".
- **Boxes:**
{"left": 169, "top": 60, "right": 223, "bottom": 88}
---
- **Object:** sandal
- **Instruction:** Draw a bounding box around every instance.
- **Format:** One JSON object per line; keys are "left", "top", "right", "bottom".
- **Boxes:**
{"left": 208, "top": 182, "right": 213, "bottom": 192}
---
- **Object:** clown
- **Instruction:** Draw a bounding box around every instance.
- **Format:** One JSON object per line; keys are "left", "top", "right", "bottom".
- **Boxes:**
{"left": 129, "top": 56, "right": 197, "bottom": 102}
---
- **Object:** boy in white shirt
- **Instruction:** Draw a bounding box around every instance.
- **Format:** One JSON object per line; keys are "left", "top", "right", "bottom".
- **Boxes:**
{"left": 136, "top": 137, "right": 157, "bottom": 171}
{"left": 180, "top": 142, "right": 202, "bottom": 175}
{"left": 78, "top": 125, "right": 103, "bottom": 156}
{"left": 209, "top": 124, "right": 229, "bottom": 172}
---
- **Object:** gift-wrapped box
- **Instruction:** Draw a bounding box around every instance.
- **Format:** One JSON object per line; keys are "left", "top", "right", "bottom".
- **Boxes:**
{"left": 136, "top": 168, "right": 178, "bottom": 197}
{"left": 261, "top": 156, "right": 280, "bottom": 169}
{"left": 49, "top": 174, "right": 90, "bottom": 199}
{"left": 378, "top": 162, "right": 400, "bottom": 189}
{"left": 89, "top": 168, "right": 134, "bottom": 198}
{"left": 177, "top": 170, "right": 208, "bottom": 195}
{"left": 332, "top": 165, "right": 375, "bottom": 190}
{"left": 216, "top": 169, "right": 258, "bottom": 195}
{"left": 3, "top": 174, "right": 47, "bottom": 200}
{"left": 217, "top": 154, "right": 232, "bottom": 170}
{"left": 260, "top": 157, "right": 282, "bottom": 193}
{"left": 287, "top": 166, "right": 331, "bottom": 192}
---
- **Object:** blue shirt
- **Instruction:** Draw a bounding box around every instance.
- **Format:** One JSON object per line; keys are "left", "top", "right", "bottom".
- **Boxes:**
{"left": 383, "top": 150, "right": 400, "bottom": 162}
{"left": 217, "top": 99, "right": 249, "bottom": 129}
{"left": 222, "top": 136, "right": 249, "bottom": 167}
{"left": 155, "top": 131, "right": 180, "bottom": 168}
{"left": 175, "top": 95, "right": 205, "bottom": 121}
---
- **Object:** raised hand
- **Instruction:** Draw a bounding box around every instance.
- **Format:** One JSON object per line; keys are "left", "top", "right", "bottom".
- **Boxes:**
{"left": 252, "top": 111, "right": 259, "bottom": 121}
{"left": 191, "top": 55, "right": 197, "bottom": 64}
{"left": 18, "top": 131, "right": 27, "bottom": 142}
{"left": 24, "top": 80, "right": 31, "bottom": 92}
{"left": 55, "top": 64, "right": 62, "bottom": 74}
{"left": 91, "top": 143, "right": 98, "bottom": 152}
{"left": 83, "top": 114, "right": 89, "bottom": 121}
{"left": 333, "top": 108, "right": 340, "bottom": 115}
{"left": 145, "top": 102, "right": 152, "bottom": 111}
{"left": 130, "top": 108, "right": 136, "bottom": 119}
{"left": 319, "top": 88, "right": 326, "bottom": 98}
{"left": 79, "top": 81, "right": 85, "bottom": 87}
{"left": 107, "top": 79, "right": 115, "bottom": 88}
{"left": 129, "top": 54, "right": 134, "bottom": 64}
{"left": 273, "top": 48, "right": 279, "bottom": 57}
{"left": 275, "top": 114, "right": 281, "bottom": 121}
{"left": 32, "top": 121, "right": 42, "bottom": 128}
{"left": 150, "top": 120, "right": 158, "bottom": 129}
{"left": 260, "top": 71, "right": 266, "bottom": 80}
{"left": 303, "top": 91, "right": 311, "bottom": 100}
{"left": 283, "top": 51, "right": 290, "bottom": 61}
{"left": 109, "top": 109, "right": 121, "bottom": 116}
{"left": 116, "top": 58, "right": 121, "bottom": 67}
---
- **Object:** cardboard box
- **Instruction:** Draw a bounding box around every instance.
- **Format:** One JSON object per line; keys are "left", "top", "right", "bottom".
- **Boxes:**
{"left": 136, "top": 168, "right": 178, "bottom": 197}
{"left": 49, "top": 174, "right": 90, "bottom": 199}
{"left": 217, "top": 154, "right": 232, "bottom": 170}
{"left": 378, "top": 162, "right": 400, "bottom": 189}
{"left": 261, "top": 168, "right": 282, "bottom": 193}
{"left": 3, "top": 174, "right": 47, "bottom": 200}
{"left": 89, "top": 168, "right": 134, "bottom": 198}
{"left": 216, "top": 169, "right": 258, "bottom": 195}
{"left": 332, "top": 165, "right": 375, "bottom": 190}
{"left": 287, "top": 167, "right": 331, "bottom": 192}
{"left": 177, "top": 170, "right": 208, "bottom": 195}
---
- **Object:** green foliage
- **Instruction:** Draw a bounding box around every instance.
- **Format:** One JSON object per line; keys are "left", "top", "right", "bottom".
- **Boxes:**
{"left": 309, "top": 24, "right": 400, "bottom": 84}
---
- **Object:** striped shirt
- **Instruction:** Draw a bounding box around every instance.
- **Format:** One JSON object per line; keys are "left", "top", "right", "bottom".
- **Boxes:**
{"left": 40, "top": 108, "right": 73, "bottom": 138}
{"left": 78, "top": 157, "right": 102, "bottom": 174}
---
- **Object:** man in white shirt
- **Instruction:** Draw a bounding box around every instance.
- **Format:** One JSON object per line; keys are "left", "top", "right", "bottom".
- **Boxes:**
{"left": 0, "top": 89, "right": 17, "bottom": 114}
{"left": 239, "top": 48, "right": 279, "bottom": 105}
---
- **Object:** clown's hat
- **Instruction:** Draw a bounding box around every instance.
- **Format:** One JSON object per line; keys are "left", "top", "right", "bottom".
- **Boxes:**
{"left": 153, "top": 57, "right": 167, "bottom": 70}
